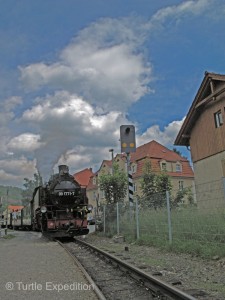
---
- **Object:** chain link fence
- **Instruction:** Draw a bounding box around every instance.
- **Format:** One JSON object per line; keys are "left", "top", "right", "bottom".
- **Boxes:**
{"left": 96, "top": 179, "right": 225, "bottom": 249}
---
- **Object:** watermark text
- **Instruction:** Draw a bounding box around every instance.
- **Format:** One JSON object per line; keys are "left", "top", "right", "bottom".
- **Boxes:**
{"left": 5, "top": 281, "right": 94, "bottom": 292}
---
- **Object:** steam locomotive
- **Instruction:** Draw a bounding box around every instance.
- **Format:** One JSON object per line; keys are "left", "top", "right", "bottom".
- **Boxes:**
{"left": 5, "top": 165, "right": 92, "bottom": 238}
{"left": 32, "top": 165, "right": 92, "bottom": 237}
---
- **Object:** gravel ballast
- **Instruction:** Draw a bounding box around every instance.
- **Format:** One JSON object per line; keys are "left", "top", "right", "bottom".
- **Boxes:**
{"left": 83, "top": 233, "right": 225, "bottom": 300}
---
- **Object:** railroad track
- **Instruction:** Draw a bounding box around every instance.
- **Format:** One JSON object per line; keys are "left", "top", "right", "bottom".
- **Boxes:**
{"left": 57, "top": 237, "right": 196, "bottom": 300}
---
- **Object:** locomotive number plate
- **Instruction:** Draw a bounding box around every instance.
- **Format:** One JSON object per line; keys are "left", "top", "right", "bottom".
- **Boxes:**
{"left": 58, "top": 191, "right": 75, "bottom": 196}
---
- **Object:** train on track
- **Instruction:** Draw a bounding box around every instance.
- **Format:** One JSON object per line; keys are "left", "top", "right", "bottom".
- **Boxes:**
{"left": 3, "top": 165, "right": 92, "bottom": 238}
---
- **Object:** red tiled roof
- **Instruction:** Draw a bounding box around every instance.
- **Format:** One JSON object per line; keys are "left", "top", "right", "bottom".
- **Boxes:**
{"left": 73, "top": 168, "right": 94, "bottom": 187}
{"left": 130, "top": 141, "right": 194, "bottom": 179}
{"left": 100, "top": 160, "right": 112, "bottom": 169}
{"left": 8, "top": 205, "right": 24, "bottom": 212}
{"left": 86, "top": 140, "right": 193, "bottom": 189}
{"left": 131, "top": 140, "right": 186, "bottom": 162}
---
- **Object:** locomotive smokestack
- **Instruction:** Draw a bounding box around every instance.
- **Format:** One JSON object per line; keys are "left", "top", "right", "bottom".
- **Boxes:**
{"left": 58, "top": 165, "right": 69, "bottom": 175}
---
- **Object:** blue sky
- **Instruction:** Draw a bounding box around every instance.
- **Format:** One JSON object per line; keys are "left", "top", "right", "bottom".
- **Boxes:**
{"left": 1, "top": 0, "right": 225, "bottom": 186}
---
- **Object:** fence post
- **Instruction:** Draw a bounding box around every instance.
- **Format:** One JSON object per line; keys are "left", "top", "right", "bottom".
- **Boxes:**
{"left": 166, "top": 191, "right": 172, "bottom": 244}
{"left": 222, "top": 178, "right": 225, "bottom": 202}
{"left": 135, "top": 198, "right": 140, "bottom": 239}
{"left": 103, "top": 205, "right": 106, "bottom": 234}
{"left": 116, "top": 202, "right": 120, "bottom": 235}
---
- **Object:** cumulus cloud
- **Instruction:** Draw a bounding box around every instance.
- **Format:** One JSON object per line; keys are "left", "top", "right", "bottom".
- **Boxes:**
{"left": 0, "top": 96, "right": 23, "bottom": 161}
{"left": 7, "top": 133, "right": 45, "bottom": 152}
{"left": 0, "top": 157, "right": 37, "bottom": 186}
{"left": 149, "top": 0, "right": 213, "bottom": 28}
{"left": 19, "top": 18, "right": 152, "bottom": 112}
{"left": 3, "top": 96, "right": 22, "bottom": 112}
{"left": 137, "top": 117, "right": 185, "bottom": 147}
{"left": 2, "top": 0, "right": 216, "bottom": 186}
{"left": 18, "top": 91, "right": 127, "bottom": 180}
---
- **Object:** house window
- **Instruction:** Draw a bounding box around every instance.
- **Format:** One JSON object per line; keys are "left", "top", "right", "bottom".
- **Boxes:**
{"left": 214, "top": 110, "right": 223, "bottom": 128}
{"left": 161, "top": 162, "right": 167, "bottom": 171}
{"left": 179, "top": 181, "right": 184, "bottom": 190}
{"left": 176, "top": 163, "right": 182, "bottom": 172}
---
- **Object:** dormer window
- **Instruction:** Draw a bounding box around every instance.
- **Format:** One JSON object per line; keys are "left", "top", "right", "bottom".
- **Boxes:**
{"left": 161, "top": 162, "right": 167, "bottom": 171}
{"left": 214, "top": 110, "right": 223, "bottom": 128}
{"left": 176, "top": 163, "right": 182, "bottom": 172}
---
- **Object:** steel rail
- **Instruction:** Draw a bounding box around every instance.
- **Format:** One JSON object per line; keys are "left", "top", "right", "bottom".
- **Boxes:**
{"left": 56, "top": 239, "right": 106, "bottom": 300}
{"left": 75, "top": 238, "right": 196, "bottom": 300}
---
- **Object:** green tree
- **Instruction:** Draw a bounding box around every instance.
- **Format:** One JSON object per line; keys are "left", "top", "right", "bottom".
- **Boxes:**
{"left": 99, "top": 164, "right": 128, "bottom": 205}
{"left": 22, "top": 172, "right": 43, "bottom": 205}
{"left": 140, "top": 161, "right": 172, "bottom": 209}
{"left": 172, "top": 186, "right": 195, "bottom": 208}
{"left": 140, "top": 161, "right": 157, "bottom": 209}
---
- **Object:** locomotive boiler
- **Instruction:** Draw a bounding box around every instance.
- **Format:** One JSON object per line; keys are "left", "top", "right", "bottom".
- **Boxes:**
{"left": 32, "top": 165, "right": 92, "bottom": 238}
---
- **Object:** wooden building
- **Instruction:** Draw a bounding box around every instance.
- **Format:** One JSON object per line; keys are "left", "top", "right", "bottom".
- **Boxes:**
{"left": 175, "top": 72, "right": 225, "bottom": 208}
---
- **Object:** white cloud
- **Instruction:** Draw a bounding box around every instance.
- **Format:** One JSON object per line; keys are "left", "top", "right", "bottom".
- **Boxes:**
{"left": 1, "top": 0, "right": 217, "bottom": 186}
{"left": 149, "top": 0, "right": 213, "bottom": 27}
{"left": 3, "top": 96, "right": 22, "bottom": 111}
{"left": 0, "top": 157, "right": 37, "bottom": 186}
{"left": 7, "top": 133, "right": 45, "bottom": 152}
{"left": 137, "top": 117, "right": 185, "bottom": 147}
{"left": 18, "top": 91, "right": 128, "bottom": 180}
{"left": 19, "top": 18, "right": 152, "bottom": 113}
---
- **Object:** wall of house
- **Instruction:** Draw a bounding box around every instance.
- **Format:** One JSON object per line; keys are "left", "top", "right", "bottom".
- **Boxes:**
{"left": 193, "top": 151, "right": 225, "bottom": 209}
{"left": 87, "top": 154, "right": 194, "bottom": 209}
{"left": 170, "top": 177, "right": 195, "bottom": 192}
{"left": 133, "top": 176, "right": 195, "bottom": 203}
{"left": 190, "top": 94, "right": 225, "bottom": 163}
{"left": 87, "top": 189, "right": 98, "bottom": 208}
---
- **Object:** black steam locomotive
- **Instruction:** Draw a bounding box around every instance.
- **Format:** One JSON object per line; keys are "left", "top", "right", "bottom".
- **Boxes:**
{"left": 32, "top": 165, "right": 92, "bottom": 237}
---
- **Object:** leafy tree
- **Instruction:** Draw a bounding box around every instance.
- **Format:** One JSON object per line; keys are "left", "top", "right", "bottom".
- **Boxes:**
{"left": 22, "top": 172, "right": 43, "bottom": 205}
{"left": 156, "top": 172, "right": 172, "bottom": 193}
{"left": 98, "top": 163, "right": 128, "bottom": 234}
{"left": 140, "top": 161, "right": 172, "bottom": 209}
{"left": 172, "top": 186, "right": 195, "bottom": 208}
{"left": 140, "top": 161, "right": 157, "bottom": 208}
{"left": 98, "top": 164, "right": 128, "bottom": 205}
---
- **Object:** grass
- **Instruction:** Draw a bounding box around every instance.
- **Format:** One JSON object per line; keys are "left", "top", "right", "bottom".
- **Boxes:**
{"left": 101, "top": 206, "right": 225, "bottom": 259}
{"left": 1, "top": 234, "right": 15, "bottom": 240}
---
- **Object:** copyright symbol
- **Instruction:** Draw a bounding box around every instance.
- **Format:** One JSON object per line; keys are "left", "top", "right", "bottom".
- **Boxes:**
{"left": 5, "top": 282, "right": 14, "bottom": 290}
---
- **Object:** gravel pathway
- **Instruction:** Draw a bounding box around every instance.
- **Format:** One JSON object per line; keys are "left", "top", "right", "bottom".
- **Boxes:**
{"left": 0, "top": 231, "right": 98, "bottom": 300}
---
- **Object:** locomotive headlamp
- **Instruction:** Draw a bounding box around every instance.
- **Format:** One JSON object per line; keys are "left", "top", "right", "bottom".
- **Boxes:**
{"left": 40, "top": 206, "right": 47, "bottom": 213}
{"left": 87, "top": 204, "right": 93, "bottom": 212}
